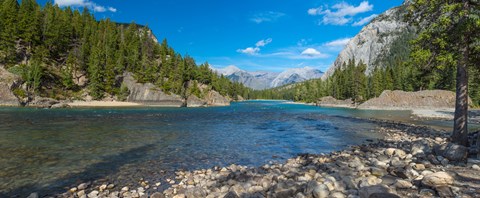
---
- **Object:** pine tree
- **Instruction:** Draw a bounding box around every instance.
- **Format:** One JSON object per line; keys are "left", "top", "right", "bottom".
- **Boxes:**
{"left": 18, "top": 0, "right": 41, "bottom": 62}
{"left": 88, "top": 39, "right": 104, "bottom": 99}
{"left": 409, "top": 0, "right": 480, "bottom": 146}
{"left": 0, "top": 0, "right": 19, "bottom": 64}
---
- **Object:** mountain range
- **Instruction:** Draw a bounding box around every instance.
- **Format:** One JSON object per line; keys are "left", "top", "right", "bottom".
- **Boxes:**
{"left": 214, "top": 66, "right": 324, "bottom": 90}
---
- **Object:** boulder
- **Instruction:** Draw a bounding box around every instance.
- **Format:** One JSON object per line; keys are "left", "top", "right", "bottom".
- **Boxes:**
{"left": 28, "top": 97, "right": 59, "bottom": 108}
{"left": 186, "top": 95, "right": 207, "bottom": 107}
{"left": 442, "top": 143, "right": 468, "bottom": 162}
{"left": 422, "top": 172, "right": 454, "bottom": 187}
{"left": 206, "top": 90, "right": 230, "bottom": 106}
{"left": 435, "top": 186, "right": 454, "bottom": 198}
{"left": 393, "top": 179, "right": 412, "bottom": 189}
{"left": 358, "top": 185, "right": 397, "bottom": 198}
{"left": 122, "top": 72, "right": 185, "bottom": 107}
{"left": 312, "top": 184, "right": 329, "bottom": 198}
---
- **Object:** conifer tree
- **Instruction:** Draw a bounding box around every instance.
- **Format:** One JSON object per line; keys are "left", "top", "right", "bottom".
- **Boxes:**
{"left": 0, "top": 0, "right": 19, "bottom": 64}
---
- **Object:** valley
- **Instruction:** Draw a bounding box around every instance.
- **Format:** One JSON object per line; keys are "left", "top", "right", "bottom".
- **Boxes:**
{"left": 0, "top": 0, "right": 479, "bottom": 198}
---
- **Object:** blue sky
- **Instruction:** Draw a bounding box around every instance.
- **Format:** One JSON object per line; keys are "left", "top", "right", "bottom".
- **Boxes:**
{"left": 43, "top": 0, "right": 404, "bottom": 72}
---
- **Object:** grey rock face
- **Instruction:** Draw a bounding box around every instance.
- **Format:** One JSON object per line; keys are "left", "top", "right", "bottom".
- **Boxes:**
{"left": 0, "top": 67, "right": 20, "bottom": 106}
{"left": 122, "top": 73, "right": 185, "bottom": 107}
{"left": 186, "top": 95, "right": 207, "bottom": 107}
{"left": 322, "top": 4, "right": 410, "bottom": 80}
{"left": 206, "top": 90, "right": 230, "bottom": 106}
{"left": 28, "top": 97, "right": 59, "bottom": 108}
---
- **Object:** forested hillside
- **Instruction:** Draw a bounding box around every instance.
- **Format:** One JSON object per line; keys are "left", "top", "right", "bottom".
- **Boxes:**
{"left": 0, "top": 0, "right": 250, "bottom": 103}
{"left": 251, "top": 2, "right": 480, "bottom": 107}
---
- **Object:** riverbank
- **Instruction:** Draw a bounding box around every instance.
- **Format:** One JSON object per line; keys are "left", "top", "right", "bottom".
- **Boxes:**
{"left": 67, "top": 101, "right": 143, "bottom": 107}
{"left": 51, "top": 119, "right": 480, "bottom": 198}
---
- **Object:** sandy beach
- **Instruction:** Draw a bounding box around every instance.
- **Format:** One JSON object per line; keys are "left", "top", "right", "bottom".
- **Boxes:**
{"left": 67, "top": 101, "right": 143, "bottom": 107}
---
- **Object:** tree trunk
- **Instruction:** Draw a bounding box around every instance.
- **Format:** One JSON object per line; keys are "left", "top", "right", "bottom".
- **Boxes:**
{"left": 452, "top": 44, "right": 469, "bottom": 147}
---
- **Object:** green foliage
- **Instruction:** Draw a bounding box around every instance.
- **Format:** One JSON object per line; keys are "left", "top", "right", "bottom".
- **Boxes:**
{"left": 117, "top": 83, "right": 130, "bottom": 101}
{"left": 0, "top": 0, "right": 19, "bottom": 64}
{"left": 12, "top": 88, "right": 27, "bottom": 98}
{"left": 0, "top": 0, "right": 251, "bottom": 100}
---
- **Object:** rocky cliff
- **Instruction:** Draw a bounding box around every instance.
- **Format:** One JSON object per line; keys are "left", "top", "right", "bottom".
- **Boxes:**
{"left": 0, "top": 67, "right": 20, "bottom": 106}
{"left": 123, "top": 73, "right": 232, "bottom": 107}
{"left": 206, "top": 90, "right": 230, "bottom": 106}
{"left": 122, "top": 73, "right": 185, "bottom": 107}
{"left": 322, "top": 1, "right": 413, "bottom": 79}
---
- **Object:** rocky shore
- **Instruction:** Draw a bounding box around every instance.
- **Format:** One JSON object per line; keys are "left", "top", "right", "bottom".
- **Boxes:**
{"left": 43, "top": 120, "right": 480, "bottom": 198}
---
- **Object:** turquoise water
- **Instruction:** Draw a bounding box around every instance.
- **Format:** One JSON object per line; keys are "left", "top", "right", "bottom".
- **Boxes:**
{"left": 0, "top": 101, "right": 473, "bottom": 196}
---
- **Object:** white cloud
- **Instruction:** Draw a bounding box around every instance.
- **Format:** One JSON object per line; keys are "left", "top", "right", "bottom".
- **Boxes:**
{"left": 93, "top": 5, "right": 106, "bottom": 12}
{"left": 108, "top": 7, "right": 117, "bottom": 13}
{"left": 308, "top": 1, "right": 373, "bottom": 25}
{"left": 237, "top": 38, "right": 272, "bottom": 55}
{"left": 54, "top": 0, "right": 117, "bottom": 13}
{"left": 237, "top": 47, "right": 260, "bottom": 55}
{"left": 256, "top": 38, "right": 272, "bottom": 47}
{"left": 308, "top": 8, "right": 320, "bottom": 16}
{"left": 300, "top": 48, "right": 328, "bottom": 59}
{"left": 55, "top": 0, "right": 85, "bottom": 6}
{"left": 251, "top": 11, "right": 285, "bottom": 24}
{"left": 301, "top": 48, "right": 321, "bottom": 56}
{"left": 352, "top": 14, "right": 378, "bottom": 26}
{"left": 324, "top": 38, "right": 352, "bottom": 47}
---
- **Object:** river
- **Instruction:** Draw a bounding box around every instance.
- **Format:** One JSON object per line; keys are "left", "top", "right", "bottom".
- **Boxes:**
{"left": 0, "top": 100, "right": 476, "bottom": 196}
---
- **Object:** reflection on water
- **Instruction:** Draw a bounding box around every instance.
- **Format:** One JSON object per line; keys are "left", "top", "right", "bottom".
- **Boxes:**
{"left": 0, "top": 101, "right": 475, "bottom": 196}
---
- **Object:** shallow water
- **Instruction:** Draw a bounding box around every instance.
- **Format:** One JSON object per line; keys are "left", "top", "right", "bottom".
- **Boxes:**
{"left": 0, "top": 101, "right": 476, "bottom": 196}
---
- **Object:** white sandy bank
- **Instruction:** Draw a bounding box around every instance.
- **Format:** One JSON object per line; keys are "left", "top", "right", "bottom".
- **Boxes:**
{"left": 68, "top": 101, "right": 142, "bottom": 107}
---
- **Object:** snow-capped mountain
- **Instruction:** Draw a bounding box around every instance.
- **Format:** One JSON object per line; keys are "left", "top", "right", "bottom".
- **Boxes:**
{"left": 270, "top": 67, "right": 324, "bottom": 88}
{"left": 214, "top": 66, "right": 323, "bottom": 90}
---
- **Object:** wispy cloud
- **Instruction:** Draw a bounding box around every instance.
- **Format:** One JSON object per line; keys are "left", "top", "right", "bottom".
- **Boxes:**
{"left": 308, "top": 1, "right": 373, "bottom": 26}
{"left": 258, "top": 46, "right": 330, "bottom": 60}
{"left": 251, "top": 11, "right": 286, "bottom": 24}
{"left": 54, "top": 0, "right": 117, "bottom": 13}
{"left": 237, "top": 38, "right": 273, "bottom": 55}
{"left": 324, "top": 38, "right": 352, "bottom": 47}
{"left": 353, "top": 14, "right": 378, "bottom": 26}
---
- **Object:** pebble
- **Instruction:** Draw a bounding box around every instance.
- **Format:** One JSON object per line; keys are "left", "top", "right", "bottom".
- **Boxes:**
{"left": 69, "top": 187, "right": 77, "bottom": 193}
{"left": 78, "top": 183, "right": 88, "bottom": 190}
{"left": 394, "top": 179, "right": 412, "bottom": 189}
{"left": 99, "top": 184, "right": 107, "bottom": 191}
{"left": 77, "top": 190, "right": 86, "bottom": 197}
{"left": 412, "top": 163, "right": 425, "bottom": 171}
{"left": 313, "top": 184, "right": 329, "bottom": 198}
{"left": 472, "top": 164, "right": 480, "bottom": 170}
{"left": 56, "top": 121, "right": 476, "bottom": 198}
